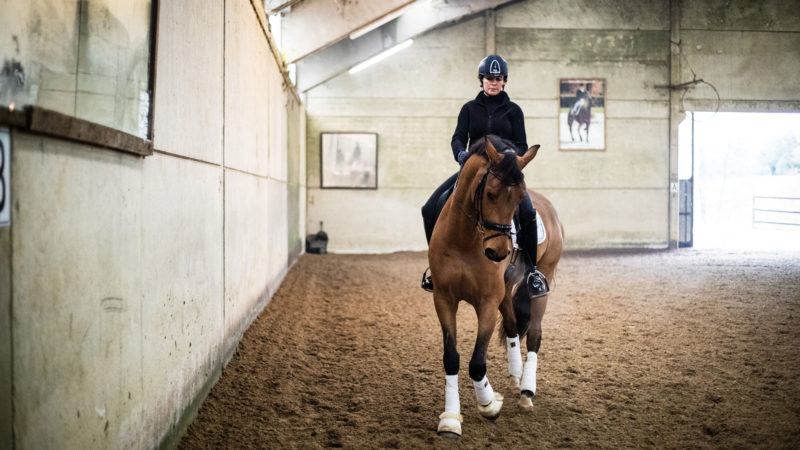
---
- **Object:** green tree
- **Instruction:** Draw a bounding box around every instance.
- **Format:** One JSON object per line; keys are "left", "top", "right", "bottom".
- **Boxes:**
{"left": 760, "top": 133, "right": 800, "bottom": 175}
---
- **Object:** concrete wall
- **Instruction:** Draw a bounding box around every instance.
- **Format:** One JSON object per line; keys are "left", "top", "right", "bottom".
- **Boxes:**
{"left": 1, "top": 0, "right": 305, "bottom": 448}
{"left": 305, "top": 0, "right": 800, "bottom": 252}
{"left": 679, "top": 0, "right": 800, "bottom": 111}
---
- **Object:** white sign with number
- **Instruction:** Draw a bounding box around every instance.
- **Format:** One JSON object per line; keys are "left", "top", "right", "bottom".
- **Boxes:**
{"left": 0, "top": 127, "right": 9, "bottom": 227}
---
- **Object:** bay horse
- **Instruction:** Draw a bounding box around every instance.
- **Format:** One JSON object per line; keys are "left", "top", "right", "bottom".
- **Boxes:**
{"left": 567, "top": 94, "right": 591, "bottom": 142}
{"left": 427, "top": 135, "right": 564, "bottom": 437}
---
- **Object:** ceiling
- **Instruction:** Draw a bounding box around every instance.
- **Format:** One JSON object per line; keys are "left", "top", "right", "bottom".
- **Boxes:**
{"left": 266, "top": 0, "right": 518, "bottom": 92}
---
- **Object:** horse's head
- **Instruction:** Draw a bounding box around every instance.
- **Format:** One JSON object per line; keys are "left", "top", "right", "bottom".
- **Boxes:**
{"left": 467, "top": 135, "right": 539, "bottom": 262}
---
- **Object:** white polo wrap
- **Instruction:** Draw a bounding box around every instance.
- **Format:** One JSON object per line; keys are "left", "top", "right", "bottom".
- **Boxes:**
{"left": 520, "top": 351, "right": 538, "bottom": 394}
{"left": 473, "top": 376, "right": 496, "bottom": 406}
{"left": 506, "top": 336, "right": 523, "bottom": 378}
{"left": 445, "top": 374, "right": 460, "bottom": 413}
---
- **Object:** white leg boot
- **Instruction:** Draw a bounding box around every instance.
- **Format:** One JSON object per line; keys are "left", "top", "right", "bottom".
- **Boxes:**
{"left": 437, "top": 375, "right": 462, "bottom": 437}
{"left": 474, "top": 376, "right": 504, "bottom": 419}
{"left": 506, "top": 336, "right": 523, "bottom": 388}
{"left": 520, "top": 351, "right": 538, "bottom": 395}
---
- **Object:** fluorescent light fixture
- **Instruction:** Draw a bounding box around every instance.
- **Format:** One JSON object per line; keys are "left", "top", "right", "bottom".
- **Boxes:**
{"left": 348, "top": 39, "right": 413, "bottom": 75}
{"left": 349, "top": 8, "right": 407, "bottom": 40}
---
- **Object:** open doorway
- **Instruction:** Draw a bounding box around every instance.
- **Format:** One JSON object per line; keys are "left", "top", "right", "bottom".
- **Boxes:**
{"left": 678, "top": 112, "right": 800, "bottom": 251}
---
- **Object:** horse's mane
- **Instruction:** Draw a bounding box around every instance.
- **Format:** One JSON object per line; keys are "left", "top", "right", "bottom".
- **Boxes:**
{"left": 468, "top": 135, "right": 525, "bottom": 186}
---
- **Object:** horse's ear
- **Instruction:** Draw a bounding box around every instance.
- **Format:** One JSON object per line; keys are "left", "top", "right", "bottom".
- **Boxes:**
{"left": 517, "top": 145, "right": 540, "bottom": 169}
{"left": 485, "top": 138, "right": 503, "bottom": 165}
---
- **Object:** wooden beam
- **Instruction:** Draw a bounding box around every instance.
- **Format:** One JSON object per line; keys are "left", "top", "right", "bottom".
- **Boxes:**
{"left": 281, "top": 0, "right": 417, "bottom": 63}
{"left": 265, "top": 0, "right": 304, "bottom": 15}
{"left": 485, "top": 9, "right": 495, "bottom": 55}
{"left": 0, "top": 106, "right": 153, "bottom": 157}
{"left": 296, "top": 0, "right": 517, "bottom": 92}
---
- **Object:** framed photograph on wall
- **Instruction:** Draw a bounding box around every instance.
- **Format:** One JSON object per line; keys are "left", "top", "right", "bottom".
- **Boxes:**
{"left": 320, "top": 132, "right": 378, "bottom": 189}
{"left": 559, "top": 78, "right": 606, "bottom": 151}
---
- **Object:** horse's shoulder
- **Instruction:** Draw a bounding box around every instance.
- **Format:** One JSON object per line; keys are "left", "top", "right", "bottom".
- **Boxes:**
{"left": 528, "top": 189, "right": 552, "bottom": 210}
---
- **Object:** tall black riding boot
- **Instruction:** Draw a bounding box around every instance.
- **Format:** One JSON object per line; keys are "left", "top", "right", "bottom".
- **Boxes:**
{"left": 519, "top": 210, "right": 550, "bottom": 299}
{"left": 419, "top": 175, "right": 458, "bottom": 293}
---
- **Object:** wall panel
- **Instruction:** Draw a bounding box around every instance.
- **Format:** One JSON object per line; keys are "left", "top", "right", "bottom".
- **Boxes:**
{"left": 153, "top": 0, "right": 224, "bottom": 163}
{"left": 544, "top": 187, "right": 670, "bottom": 248}
{"left": 224, "top": 0, "right": 270, "bottom": 176}
{"left": 11, "top": 134, "right": 145, "bottom": 448}
{"left": 496, "top": 0, "right": 669, "bottom": 30}
{"left": 138, "top": 154, "right": 224, "bottom": 449}
{"left": 223, "top": 169, "right": 270, "bottom": 347}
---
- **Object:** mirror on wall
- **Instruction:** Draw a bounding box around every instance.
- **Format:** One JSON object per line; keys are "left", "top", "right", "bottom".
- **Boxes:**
{"left": 0, "top": 0, "right": 157, "bottom": 140}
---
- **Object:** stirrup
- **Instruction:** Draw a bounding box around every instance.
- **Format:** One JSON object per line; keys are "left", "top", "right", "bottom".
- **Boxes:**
{"left": 526, "top": 270, "right": 549, "bottom": 299}
{"left": 421, "top": 268, "right": 434, "bottom": 292}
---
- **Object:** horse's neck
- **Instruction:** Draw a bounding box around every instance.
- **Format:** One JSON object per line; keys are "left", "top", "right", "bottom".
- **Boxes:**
{"left": 442, "top": 164, "right": 481, "bottom": 243}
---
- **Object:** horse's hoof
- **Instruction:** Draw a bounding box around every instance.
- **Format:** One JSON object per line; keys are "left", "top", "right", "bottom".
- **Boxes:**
{"left": 519, "top": 394, "right": 533, "bottom": 410}
{"left": 477, "top": 392, "right": 504, "bottom": 420}
{"left": 509, "top": 375, "right": 520, "bottom": 390}
{"left": 438, "top": 431, "right": 461, "bottom": 439}
{"left": 437, "top": 412, "right": 462, "bottom": 437}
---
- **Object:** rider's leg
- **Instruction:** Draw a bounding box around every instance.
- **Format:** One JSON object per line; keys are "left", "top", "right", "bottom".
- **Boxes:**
{"left": 421, "top": 172, "right": 459, "bottom": 291}
{"left": 517, "top": 193, "right": 549, "bottom": 298}
{"left": 422, "top": 172, "right": 459, "bottom": 244}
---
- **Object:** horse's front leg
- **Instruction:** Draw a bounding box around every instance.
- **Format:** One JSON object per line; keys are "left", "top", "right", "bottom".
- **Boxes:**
{"left": 470, "top": 302, "right": 504, "bottom": 420}
{"left": 434, "top": 294, "right": 462, "bottom": 437}
{"left": 519, "top": 296, "right": 548, "bottom": 408}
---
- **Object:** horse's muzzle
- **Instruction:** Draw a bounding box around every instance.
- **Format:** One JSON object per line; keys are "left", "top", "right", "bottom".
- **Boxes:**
{"left": 484, "top": 248, "right": 508, "bottom": 262}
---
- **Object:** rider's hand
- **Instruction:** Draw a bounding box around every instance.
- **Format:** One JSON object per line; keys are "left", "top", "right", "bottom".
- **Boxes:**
{"left": 457, "top": 150, "right": 468, "bottom": 165}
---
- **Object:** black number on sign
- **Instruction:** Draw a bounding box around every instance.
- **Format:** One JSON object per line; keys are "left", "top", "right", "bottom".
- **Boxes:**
{"left": 0, "top": 137, "right": 5, "bottom": 213}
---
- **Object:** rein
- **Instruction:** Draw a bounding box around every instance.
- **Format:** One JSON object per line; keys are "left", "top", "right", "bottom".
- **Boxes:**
{"left": 473, "top": 168, "right": 515, "bottom": 244}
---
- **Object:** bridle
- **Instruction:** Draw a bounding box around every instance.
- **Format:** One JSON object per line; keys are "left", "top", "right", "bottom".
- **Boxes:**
{"left": 473, "top": 167, "right": 517, "bottom": 245}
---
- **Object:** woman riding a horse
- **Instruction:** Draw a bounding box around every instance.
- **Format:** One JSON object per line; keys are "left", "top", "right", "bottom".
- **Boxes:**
{"left": 420, "top": 54, "right": 548, "bottom": 299}
{"left": 421, "top": 55, "right": 564, "bottom": 438}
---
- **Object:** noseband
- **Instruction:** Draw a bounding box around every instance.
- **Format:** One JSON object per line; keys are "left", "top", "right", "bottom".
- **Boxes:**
{"left": 473, "top": 168, "right": 516, "bottom": 244}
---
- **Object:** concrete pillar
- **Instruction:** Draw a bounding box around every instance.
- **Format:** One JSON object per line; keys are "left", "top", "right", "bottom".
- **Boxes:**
{"left": 485, "top": 9, "right": 495, "bottom": 55}
{"left": 0, "top": 223, "right": 11, "bottom": 450}
{"left": 668, "top": 0, "right": 681, "bottom": 249}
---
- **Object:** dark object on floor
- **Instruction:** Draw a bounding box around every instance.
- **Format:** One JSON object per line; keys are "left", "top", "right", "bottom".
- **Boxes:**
{"left": 306, "top": 221, "right": 329, "bottom": 254}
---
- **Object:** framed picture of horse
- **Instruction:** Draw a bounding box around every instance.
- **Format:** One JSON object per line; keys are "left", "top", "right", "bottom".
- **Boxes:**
{"left": 320, "top": 132, "right": 378, "bottom": 189}
{"left": 559, "top": 78, "right": 606, "bottom": 151}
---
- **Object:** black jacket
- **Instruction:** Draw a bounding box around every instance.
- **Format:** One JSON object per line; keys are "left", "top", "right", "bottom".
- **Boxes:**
{"left": 451, "top": 90, "right": 528, "bottom": 161}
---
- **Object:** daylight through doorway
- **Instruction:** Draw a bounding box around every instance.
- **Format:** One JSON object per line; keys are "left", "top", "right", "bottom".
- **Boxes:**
{"left": 679, "top": 112, "right": 800, "bottom": 251}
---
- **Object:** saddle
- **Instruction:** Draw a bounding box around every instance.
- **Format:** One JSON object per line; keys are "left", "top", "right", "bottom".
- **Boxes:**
{"left": 504, "top": 211, "right": 546, "bottom": 283}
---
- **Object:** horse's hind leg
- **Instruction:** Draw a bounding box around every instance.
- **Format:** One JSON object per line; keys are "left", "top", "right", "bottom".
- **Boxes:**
{"left": 520, "top": 296, "right": 548, "bottom": 407}
{"left": 567, "top": 116, "right": 575, "bottom": 141}
{"left": 498, "top": 296, "right": 523, "bottom": 388}
{"left": 434, "top": 296, "right": 462, "bottom": 437}
{"left": 470, "top": 303, "right": 504, "bottom": 420}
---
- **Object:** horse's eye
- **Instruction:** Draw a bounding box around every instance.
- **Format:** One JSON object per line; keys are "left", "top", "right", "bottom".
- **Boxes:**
{"left": 487, "top": 192, "right": 496, "bottom": 201}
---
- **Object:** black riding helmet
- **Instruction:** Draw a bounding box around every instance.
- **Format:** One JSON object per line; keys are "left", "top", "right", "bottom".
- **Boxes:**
{"left": 478, "top": 54, "right": 508, "bottom": 81}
